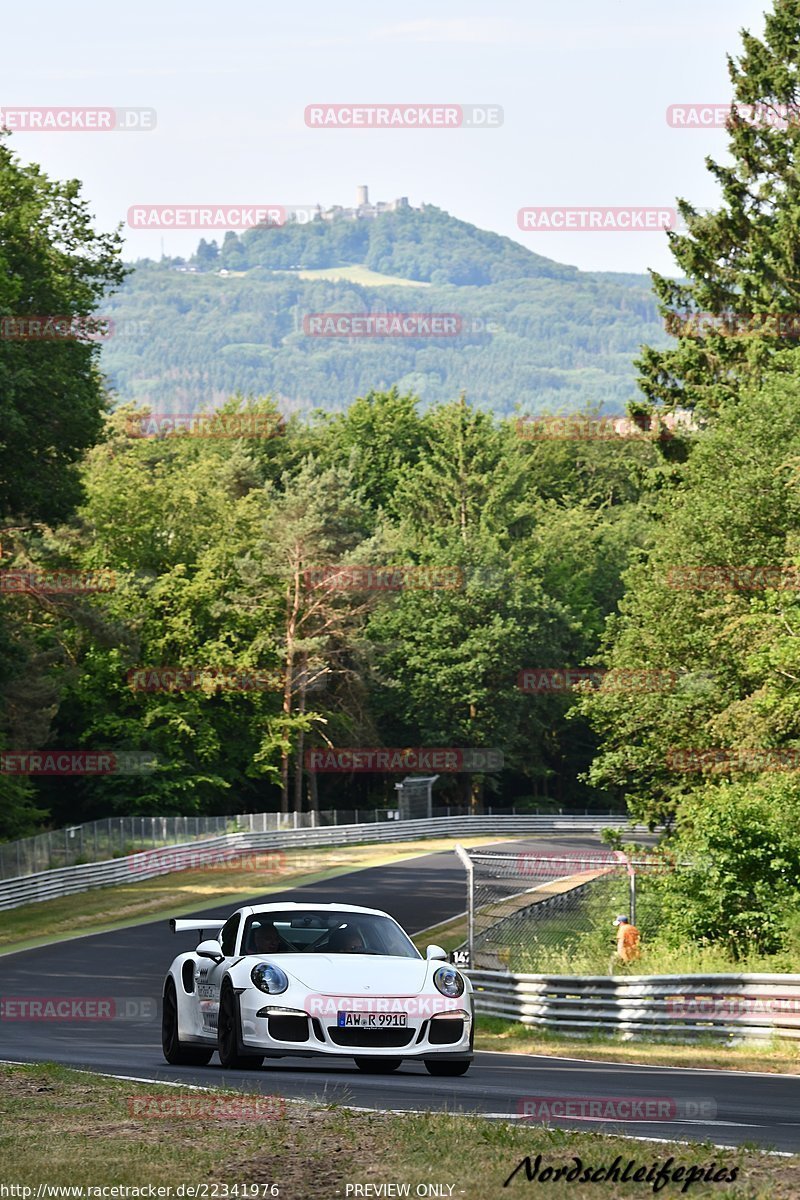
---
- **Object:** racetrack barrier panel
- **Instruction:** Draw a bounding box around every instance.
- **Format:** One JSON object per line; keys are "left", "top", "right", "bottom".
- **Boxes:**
{"left": 466, "top": 969, "right": 800, "bottom": 1042}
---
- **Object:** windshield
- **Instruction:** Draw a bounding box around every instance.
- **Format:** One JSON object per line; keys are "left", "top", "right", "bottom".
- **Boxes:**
{"left": 242, "top": 910, "right": 420, "bottom": 958}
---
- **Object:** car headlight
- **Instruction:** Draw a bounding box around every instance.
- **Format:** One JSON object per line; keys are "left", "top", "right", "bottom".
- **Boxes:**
{"left": 251, "top": 963, "right": 289, "bottom": 994}
{"left": 433, "top": 965, "right": 464, "bottom": 998}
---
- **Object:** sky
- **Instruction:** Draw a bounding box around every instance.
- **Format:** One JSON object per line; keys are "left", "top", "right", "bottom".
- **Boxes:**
{"left": 3, "top": 0, "right": 774, "bottom": 277}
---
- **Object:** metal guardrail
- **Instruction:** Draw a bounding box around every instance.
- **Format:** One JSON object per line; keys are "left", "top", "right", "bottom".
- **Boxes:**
{"left": 467, "top": 969, "right": 800, "bottom": 1041}
{"left": 0, "top": 814, "right": 637, "bottom": 911}
{"left": 0, "top": 808, "right": 403, "bottom": 880}
{"left": 0, "top": 805, "right": 614, "bottom": 880}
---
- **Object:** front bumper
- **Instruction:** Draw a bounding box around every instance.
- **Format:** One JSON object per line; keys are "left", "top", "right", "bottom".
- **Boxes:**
{"left": 239, "top": 994, "right": 474, "bottom": 1059}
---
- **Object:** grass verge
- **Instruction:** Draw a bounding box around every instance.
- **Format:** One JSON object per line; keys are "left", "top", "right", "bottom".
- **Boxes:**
{"left": 411, "top": 913, "right": 467, "bottom": 954}
{"left": 0, "top": 836, "right": 506, "bottom": 955}
{"left": 290, "top": 264, "right": 430, "bottom": 287}
{"left": 0, "top": 1061, "right": 796, "bottom": 1199}
{"left": 475, "top": 1015, "right": 800, "bottom": 1075}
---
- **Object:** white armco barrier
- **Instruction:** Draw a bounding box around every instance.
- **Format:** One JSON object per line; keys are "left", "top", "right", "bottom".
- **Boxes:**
{"left": 467, "top": 969, "right": 800, "bottom": 1041}
{"left": 0, "top": 814, "right": 638, "bottom": 911}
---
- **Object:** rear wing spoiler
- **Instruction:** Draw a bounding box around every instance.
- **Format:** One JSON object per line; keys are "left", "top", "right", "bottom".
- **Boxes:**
{"left": 170, "top": 918, "right": 226, "bottom": 935}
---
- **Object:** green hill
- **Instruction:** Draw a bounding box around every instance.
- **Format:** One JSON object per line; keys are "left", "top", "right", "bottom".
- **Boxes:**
{"left": 103, "top": 206, "right": 669, "bottom": 416}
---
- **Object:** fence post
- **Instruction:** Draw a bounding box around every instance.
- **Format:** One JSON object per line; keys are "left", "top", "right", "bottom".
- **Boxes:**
{"left": 454, "top": 844, "right": 474, "bottom": 969}
{"left": 614, "top": 849, "right": 636, "bottom": 926}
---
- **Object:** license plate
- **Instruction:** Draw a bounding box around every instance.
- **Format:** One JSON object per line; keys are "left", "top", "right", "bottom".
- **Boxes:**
{"left": 337, "top": 1011, "right": 407, "bottom": 1028}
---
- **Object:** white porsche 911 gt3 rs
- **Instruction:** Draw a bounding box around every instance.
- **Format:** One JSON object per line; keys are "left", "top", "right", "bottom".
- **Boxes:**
{"left": 162, "top": 902, "right": 474, "bottom": 1076}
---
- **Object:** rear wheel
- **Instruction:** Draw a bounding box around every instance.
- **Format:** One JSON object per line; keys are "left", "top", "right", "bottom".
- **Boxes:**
{"left": 354, "top": 1057, "right": 402, "bottom": 1073}
{"left": 217, "top": 981, "right": 264, "bottom": 1070}
{"left": 424, "top": 1059, "right": 471, "bottom": 1077}
{"left": 162, "top": 979, "right": 213, "bottom": 1066}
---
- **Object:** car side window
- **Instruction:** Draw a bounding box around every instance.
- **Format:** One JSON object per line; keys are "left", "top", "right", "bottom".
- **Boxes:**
{"left": 220, "top": 914, "right": 240, "bottom": 957}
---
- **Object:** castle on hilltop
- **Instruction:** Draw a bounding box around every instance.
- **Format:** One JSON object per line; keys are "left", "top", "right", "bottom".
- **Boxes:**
{"left": 313, "top": 186, "right": 420, "bottom": 222}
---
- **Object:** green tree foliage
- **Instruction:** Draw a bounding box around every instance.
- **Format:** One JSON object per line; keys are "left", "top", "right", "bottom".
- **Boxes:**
{"left": 638, "top": 0, "right": 800, "bottom": 417}
{"left": 654, "top": 776, "right": 800, "bottom": 958}
{"left": 0, "top": 133, "right": 127, "bottom": 522}
{"left": 0, "top": 388, "right": 658, "bottom": 829}
{"left": 100, "top": 211, "right": 667, "bottom": 417}
{"left": 0, "top": 135, "right": 125, "bottom": 837}
{"left": 226, "top": 206, "right": 578, "bottom": 284}
{"left": 577, "top": 372, "right": 800, "bottom": 829}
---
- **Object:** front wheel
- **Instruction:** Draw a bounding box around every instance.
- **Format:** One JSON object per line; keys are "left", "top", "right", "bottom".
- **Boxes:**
{"left": 424, "top": 1059, "right": 471, "bottom": 1077}
{"left": 354, "top": 1057, "right": 402, "bottom": 1073}
{"left": 217, "top": 981, "right": 264, "bottom": 1070}
{"left": 162, "top": 979, "right": 213, "bottom": 1066}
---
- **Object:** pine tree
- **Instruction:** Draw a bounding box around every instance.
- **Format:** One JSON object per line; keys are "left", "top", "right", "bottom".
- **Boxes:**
{"left": 637, "top": 0, "right": 800, "bottom": 417}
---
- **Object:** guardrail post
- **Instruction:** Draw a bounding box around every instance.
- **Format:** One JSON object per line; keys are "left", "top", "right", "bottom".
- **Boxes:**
{"left": 454, "top": 844, "right": 474, "bottom": 969}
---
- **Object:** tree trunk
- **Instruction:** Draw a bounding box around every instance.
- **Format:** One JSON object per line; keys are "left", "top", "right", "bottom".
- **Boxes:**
{"left": 293, "top": 653, "right": 307, "bottom": 814}
{"left": 307, "top": 763, "right": 319, "bottom": 817}
{"left": 280, "top": 557, "right": 301, "bottom": 815}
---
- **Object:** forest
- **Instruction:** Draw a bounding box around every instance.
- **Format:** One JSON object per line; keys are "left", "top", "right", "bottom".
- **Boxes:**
{"left": 5, "top": 0, "right": 800, "bottom": 965}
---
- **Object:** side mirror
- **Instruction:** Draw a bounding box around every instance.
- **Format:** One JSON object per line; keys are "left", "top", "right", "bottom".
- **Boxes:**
{"left": 425, "top": 944, "right": 448, "bottom": 961}
{"left": 196, "top": 939, "right": 224, "bottom": 962}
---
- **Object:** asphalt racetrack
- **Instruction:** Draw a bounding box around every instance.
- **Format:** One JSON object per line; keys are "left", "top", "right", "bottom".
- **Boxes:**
{"left": 2, "top": 835, "right": 799, "bottom": 1153}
